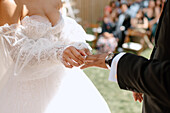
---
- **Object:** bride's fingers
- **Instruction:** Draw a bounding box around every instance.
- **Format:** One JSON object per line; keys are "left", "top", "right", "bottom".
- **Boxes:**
{"left": 63, "top": 60, "right": 73, "bottom": 68}
{"left": 85, "top": 49, "right": 92, "bottom": 56}
{"left": 70, "top": 47, "right": 85, "bottom": 62}
{"left": 64, "top": 56, "right": 80, "bottom": 67}
{"left": 78, "top": 49, "right": 87, "bottom": 56}
{"left": 79, "top": 49, "right": 92, "bottom": 56}
{"left": 66, "top": 51, "right": 83, "bottom": 65}
{"left": 63, "top": 46, "right": 85, "bottom": 63}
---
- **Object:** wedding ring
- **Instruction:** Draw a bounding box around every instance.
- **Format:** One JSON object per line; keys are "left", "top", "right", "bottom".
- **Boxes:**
{"left": 84, "top": 55, "right": 87, "bottom": 59}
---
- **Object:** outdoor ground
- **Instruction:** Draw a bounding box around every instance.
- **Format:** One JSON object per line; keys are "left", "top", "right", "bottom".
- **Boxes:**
{"left": 83, "top": 48, "right": 152, "bottom": 113}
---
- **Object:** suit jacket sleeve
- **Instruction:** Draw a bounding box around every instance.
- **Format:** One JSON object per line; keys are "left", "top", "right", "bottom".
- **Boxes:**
{"left": 117, "top": 53, "right": 170, "bottom": 106}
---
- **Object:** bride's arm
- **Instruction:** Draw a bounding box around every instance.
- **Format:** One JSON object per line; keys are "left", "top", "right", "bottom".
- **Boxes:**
{"left": 59, "top": 17, "right": 92, "bottom": 67}
{"left": 0, "top": 16, "right": 91, "bottom": 74}
{"left": 0, "top": 22, "right": 90, "bottom": 73}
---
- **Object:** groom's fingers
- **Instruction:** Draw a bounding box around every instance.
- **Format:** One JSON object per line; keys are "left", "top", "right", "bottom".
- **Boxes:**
{"left": 84, "top": 55, "right": 97, "bottom": 63}
{"left": 85, "top": 55, "right": 98, "bottom": 60}
{"left": 133, "top": 92, "right": 143, "bottom": 103}
{"left": 133, "top": 92, "right": 138, "bottom": 101}
{"left": 139, "top": 94, "right": 143, "bottom": 102}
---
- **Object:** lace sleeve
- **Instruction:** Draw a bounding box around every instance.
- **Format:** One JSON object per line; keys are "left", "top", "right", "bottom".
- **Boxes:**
{"left": 0, "top": 24, "right": 65, "bottom": 75}
{"left": 0, "top": 18, "right": 91, "bottom": 75}
{"left": 59, "top": 16, "right": 91, "bottom": 52}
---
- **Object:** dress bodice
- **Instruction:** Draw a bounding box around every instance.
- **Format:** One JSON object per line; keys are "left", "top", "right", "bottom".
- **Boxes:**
{"left": 0, "top": 15, "right": 90, "bottom": 80}
{"left": 21, "top": 15, "right": 64, "bottom": 40}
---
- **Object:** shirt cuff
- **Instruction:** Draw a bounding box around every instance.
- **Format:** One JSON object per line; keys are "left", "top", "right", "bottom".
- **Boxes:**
{"left": 109, "top": 52, "right": 126, "bottom": 82}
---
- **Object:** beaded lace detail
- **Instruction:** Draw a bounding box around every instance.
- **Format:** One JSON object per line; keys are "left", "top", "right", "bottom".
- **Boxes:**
{"left": 0, "top": 15, "right": 90, "bottom": 75}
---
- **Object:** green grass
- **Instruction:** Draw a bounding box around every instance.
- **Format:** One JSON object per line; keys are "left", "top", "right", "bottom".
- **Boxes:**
{"left": 83, "top": 48, "right": 152, "bottom": 113}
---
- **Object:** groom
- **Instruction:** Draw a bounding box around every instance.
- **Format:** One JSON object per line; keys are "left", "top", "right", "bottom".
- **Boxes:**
{"left": 81, "top": 0, "right": 170, "bottom": 113}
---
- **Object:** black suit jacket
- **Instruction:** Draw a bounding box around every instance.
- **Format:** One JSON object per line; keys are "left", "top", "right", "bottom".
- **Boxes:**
{"left": 116, "top": 1, "right": 170, "bottom": 113}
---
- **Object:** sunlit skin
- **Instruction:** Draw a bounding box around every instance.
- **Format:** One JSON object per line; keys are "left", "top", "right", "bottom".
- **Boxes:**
{"left": 0, "top": 0, "right": 91, "bottom": 68}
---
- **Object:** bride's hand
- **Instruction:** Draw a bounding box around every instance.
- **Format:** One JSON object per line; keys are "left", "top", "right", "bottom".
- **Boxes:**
{"left": 78, "top": 48, "right": 92, "bottom": 56}
{"left": 62, "top": 46, "right": 87, "bottom": 68}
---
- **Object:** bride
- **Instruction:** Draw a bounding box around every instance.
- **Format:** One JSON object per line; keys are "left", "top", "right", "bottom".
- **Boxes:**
{"left": 0, "top": 0, "right": 111, "bottom": 113}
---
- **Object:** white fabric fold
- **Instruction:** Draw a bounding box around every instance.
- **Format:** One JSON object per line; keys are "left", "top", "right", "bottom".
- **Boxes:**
{"left": 109, "top": 52, "right": 126, "bottom": 82}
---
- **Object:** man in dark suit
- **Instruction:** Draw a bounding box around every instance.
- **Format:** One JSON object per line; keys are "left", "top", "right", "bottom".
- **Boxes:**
{"left": 81, "top": 0, "right": 170, "bottom": 113}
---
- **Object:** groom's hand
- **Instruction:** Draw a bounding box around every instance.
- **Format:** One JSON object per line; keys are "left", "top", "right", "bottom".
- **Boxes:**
{"left": 133, "top": 92, "right": 143, "bottom": 103}
{"left": 80, "top": 53, "right": 109, "bottom": 69}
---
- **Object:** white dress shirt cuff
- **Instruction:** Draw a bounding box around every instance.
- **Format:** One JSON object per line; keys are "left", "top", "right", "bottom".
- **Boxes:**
{"left": 109, "top": 52, "right": 126, "bottom": 82}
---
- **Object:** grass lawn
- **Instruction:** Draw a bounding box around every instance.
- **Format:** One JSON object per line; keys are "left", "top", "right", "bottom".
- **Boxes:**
{"left": 83, "top": 48, "right": 153, "bottom": 113}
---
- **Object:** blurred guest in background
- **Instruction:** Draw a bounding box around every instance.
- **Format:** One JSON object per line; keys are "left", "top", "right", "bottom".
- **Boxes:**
{"left": 113, "top": 2, "right": 131, "bottom": 48}
{"left": 144, "top": 0, "right": 159, "bottom": 41}
{"left": 128, "top": 0, "right": 143, "bottom": 18}
{"left": 98, "top": 0, "right": 164, "bottom": 52}
{"left": 104, "top": 1, "right": 116, "bottom": 18}
{"left": 97, "top": 10, "right": 118, "bottom": 53}
{"left": 131, "top": 9, "right": 149, "bottom": 30}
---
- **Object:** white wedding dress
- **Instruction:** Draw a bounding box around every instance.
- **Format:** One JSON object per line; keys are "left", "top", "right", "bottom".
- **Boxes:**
{"left": 0, "top": 15, "right": 111, "bottom": 113}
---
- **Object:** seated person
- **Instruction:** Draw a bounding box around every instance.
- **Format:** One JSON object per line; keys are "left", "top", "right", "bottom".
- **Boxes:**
{"left": 127, "top": 0, "right": 143, "bottom": 18}
{"left": 144, "top": 0, "right": 159, "bottom": 39}
{"left": 131, "top": 9, "right": 149, "bottom": 31}
{"left": 130, "top": 10, "right": 152, "bottom": 48}
{"left": 97, "top": 11, "right": 118, "bottom": 53}
{"left": 113, "top": 3, "right": 131, "bottom": 48}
